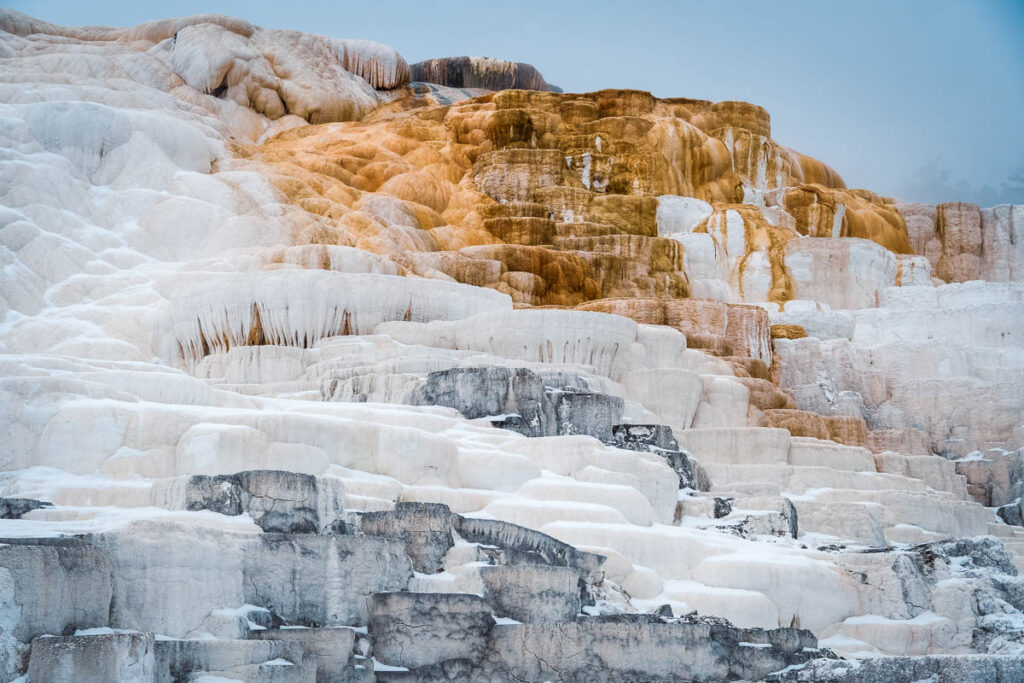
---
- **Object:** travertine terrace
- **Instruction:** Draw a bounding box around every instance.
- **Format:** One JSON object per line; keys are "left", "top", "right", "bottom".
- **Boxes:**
{"left": 0, "top": 9, "right": 1022, "bottom": 682}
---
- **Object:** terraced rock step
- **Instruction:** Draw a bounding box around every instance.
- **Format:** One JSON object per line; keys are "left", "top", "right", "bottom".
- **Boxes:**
{"left": 1, "top": 6, "right": 1023, "bottom": 682}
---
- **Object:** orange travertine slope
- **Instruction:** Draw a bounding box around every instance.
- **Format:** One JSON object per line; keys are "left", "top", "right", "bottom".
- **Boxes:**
{"left": 232, "top": 88, "right": 910, "bottom": 307}
{"left": 2, "top": 9, "right": 1023, "bottom": 682}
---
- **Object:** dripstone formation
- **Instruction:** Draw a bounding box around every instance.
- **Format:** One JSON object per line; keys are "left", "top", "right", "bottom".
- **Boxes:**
{"left": 0, "top": 8, "right": 1023, "bottom": 683}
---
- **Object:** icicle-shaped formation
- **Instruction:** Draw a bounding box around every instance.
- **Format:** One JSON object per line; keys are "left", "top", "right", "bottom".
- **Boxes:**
{"left": 332, "top": 38, "right": 411, "bottom": 90}
{"left": 379, "top": 309, "right": 641, "bottom": 379}
{"left": 169, "top": 271, "right": 511, "bottom": 366}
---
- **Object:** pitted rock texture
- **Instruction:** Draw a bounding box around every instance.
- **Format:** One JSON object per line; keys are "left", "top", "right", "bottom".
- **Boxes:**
{"left": 28, "top": 632, "right": 156, "bottom": 683}
{"left": 411, "top": 366, "right": 623, "bottom": 440}
{"left": 433, "top": 617, "right": 824, "bottom": 682}
{"left": 0, "top": 497, "right": 52, "bottom": 519}
{"left": 185, "top": 470, "right": 343, "bottom": 533}
{"left": 613, "top": 424, "right": 711, "bottom": 491}
{"left": 368, "top": 592, "right": 493, "bottom": 669}
{"left": 480, "top": 564, "right": 582, "bottom": 623}
{"left": 451, "top": 515, "right": 605, "bottom": 574}
{"left": 769, "top": 654, "right": 1024, "bottom": 682}
{"left": 360, "top": 502, "right": 454, "bottom": 574}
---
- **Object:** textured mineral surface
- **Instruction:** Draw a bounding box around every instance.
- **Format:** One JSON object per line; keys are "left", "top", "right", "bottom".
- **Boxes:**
{"left": 0, "top": 7, "right": 1022, "bottom": 683}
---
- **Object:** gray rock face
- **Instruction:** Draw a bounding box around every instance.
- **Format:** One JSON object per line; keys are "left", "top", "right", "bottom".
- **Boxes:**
{"left": 612, "top": 424, "right": 678, "bottom": 451}
{"left": 410, "top": 56, "right": 561, "bottom": 92}
{"left": 250, "top": 627, "right": 356, "bottom": 682}
{"left": 665, "top": 450, "right": 712, "bottom": 491}
{"left": 0, "top": 538, "right": 113, "bottom": 656}
{"left": 452, "top": 515, "right": 605, "bottom": 573}
{"left": 884, "top": 537, "right": 1024, "bottom": 654}
{"left": 782, "top": 497, "right": 799, "bottom": 539}
{"left": 411, "top": 366, "right": 623, "bottom": 441}
{"left": 997, "top": 498, "right": 1024, "bottom": 527}
{"left": 549, "top": 388, "right": 624, "bottom": 442}
{"left": 412, "top": 366, "right": 549, "bottom": 428}
{"left": 769, "top": 654, "right": 1024, "bottom": 682}
{"left": 360, "top": 502, "right": 453, "bottom": 574}
{"left": 368, "top": 592, "right": 493, "bottom": 669}
{"left": 483, "top": 619, "right": 822, "bottom": 682}
{"left": 955, "top": 447, "right": 1024, "bottom": 507}
{"left": 915, "top": 537, "right": 1018, "bottom": 576}
{"left": 480, "top": 565, "right": 581, "bottom": 623}
{"left": 154, "top": 638, "right": 310, "bottom": 682}
{"left": 0, "top": 497, "right": 52, "bottom": 519}
{"left": 612, "top": 423, "right": 711, "bottom": 491}
{"left": 244, "top": 534, "right": 414, "bottom": 627}
{"left": 186, "top": 470, "right": 345, "bottom": 533}
{"left": 28, "top": 632, "right": 155, "bottom": 683}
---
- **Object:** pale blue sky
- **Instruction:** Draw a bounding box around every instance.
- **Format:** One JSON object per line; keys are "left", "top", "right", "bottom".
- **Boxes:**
{"left": 9, "top": 0, "right": 1024, "bottom": 205}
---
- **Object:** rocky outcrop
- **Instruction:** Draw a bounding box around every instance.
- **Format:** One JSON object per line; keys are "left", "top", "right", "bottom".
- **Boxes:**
{"left": 770, "top": 654, "right": 1024, "bottom": 682}
{"left": 954, "top": 448, "right": 1024, "bottom": 507}
{"left": 185, "top": 470, "right": 344, "bottom": 533}
{"left": 368, "top": 592, "right": 493, "bottom": 669}
{"left": 451, "top": 515, "right": 605, "bottom": 574}
{"left": 480, "top": 564, "right": 582, "bottom": 623}
{"left": 411, "top": 56, "right": 560, "bottom": 92}
{"left": 154, "top": 637, "right": 310, "bottom": 682}
{"left": 250, "top": 627, "right": 361, "bottom": 682}
{"left": 0, "top": 497, "right": 51, "bottom": 519}
{"left": 2, "top": 8, "right": 1024, "bottom": 682}
{"left": 368, "top": 608, "right": 827, "bottom": 682}
{"left": 242, "top": 533, "right": 414, "bottom": 627}
{"left": 897, "top": 201, "right": 1024, "bottom": 283}
{"left": 360, "top": 502, "right": 454, "bottom": 573}
{"left": 411, "top": 366, "right": 624, "bottom": 440}
{"left": 0, "top": 538, "right": 114, "bottom": 678}
{"left": 28, "top": 632, "right": 155, "bottom": 682}
{"left": 612, "top": 424, "right": 711, "bottom": 491}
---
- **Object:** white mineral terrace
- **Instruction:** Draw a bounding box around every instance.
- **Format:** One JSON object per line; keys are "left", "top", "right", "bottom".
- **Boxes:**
{"left": 0, "top": 8, "right": 1022, "bottom": 683}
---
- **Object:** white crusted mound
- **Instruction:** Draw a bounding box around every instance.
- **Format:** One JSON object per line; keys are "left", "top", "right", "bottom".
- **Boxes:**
{"left": 1, "top": 9, "right": 1024, "bottom": 679}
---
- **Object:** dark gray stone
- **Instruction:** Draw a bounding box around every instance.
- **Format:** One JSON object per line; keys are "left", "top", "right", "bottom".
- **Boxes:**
{"left": 612, "top": 424, "right": 679, "bottom": 451}
{"left": 714, "top": 497, "right": 733, "bottom": 518}
{"left": 665, "top": 449, "right": 711, "bottom": 491}
{"left": 0, "top": 537, "right": 113, "bottom": 643}
{"left": 410, "top": 56, "right": 561, "bottom": 93}
{"left": 997, "top": 498, "right": 1024, "bottom": 527}
{"left": 236, "top": 470, "right": 322, "bottom": 534}
{"left": 244, "top": 534, "right": 414, "bottom": 626}
{"left": 768, "top": 654, "right": 1024, "bottom": 682}
{"left": 0, "top": 497, "right": 52, "bottom": 519}
{"left": 154, "top": 638, "right": 306, "bottom": 683}
{"left": 782, "top": 497, "right": 799, "bottom": 539}
{"left": 185, "top": 475, "right": 243, "bottom": 516}
{"left": 480, "top": 564, "right": 581, "bottom": 623}
{"left": 912, "top": 537, "right": 1018, "bottom": 576}
{"left": 29, "top": 632, "right": 155, "bottom": 683}
{"left": 480, "top": 620, "right": 824, "bottom": 682}
{"left": 360, "top": 502, "right": 453, "bottom": 574}
{"left": 411, "top": 366, "right": 623, "bottom": 441}
{"left": 651, "top": 604, "right": 675, "bottom": 618}
{"left": 412, "top": 367, "right": 548, "bottom": 434}
{"left": 186, "top": 470, "right": 337, "bottom": 533}
{"left": 250, "top": 627, "right": 356, "bottom": 682}
{"left": 611, "top": 425, "right": 710, "bottom": 491}
{"left": 548, "top": 388, "right": 624, "bottom": 442}
{"left": 368, "top": 592, "right": 493, "bottom": 669}
{"left": 452, "top": 515, "right": 605, "bottom": 573}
